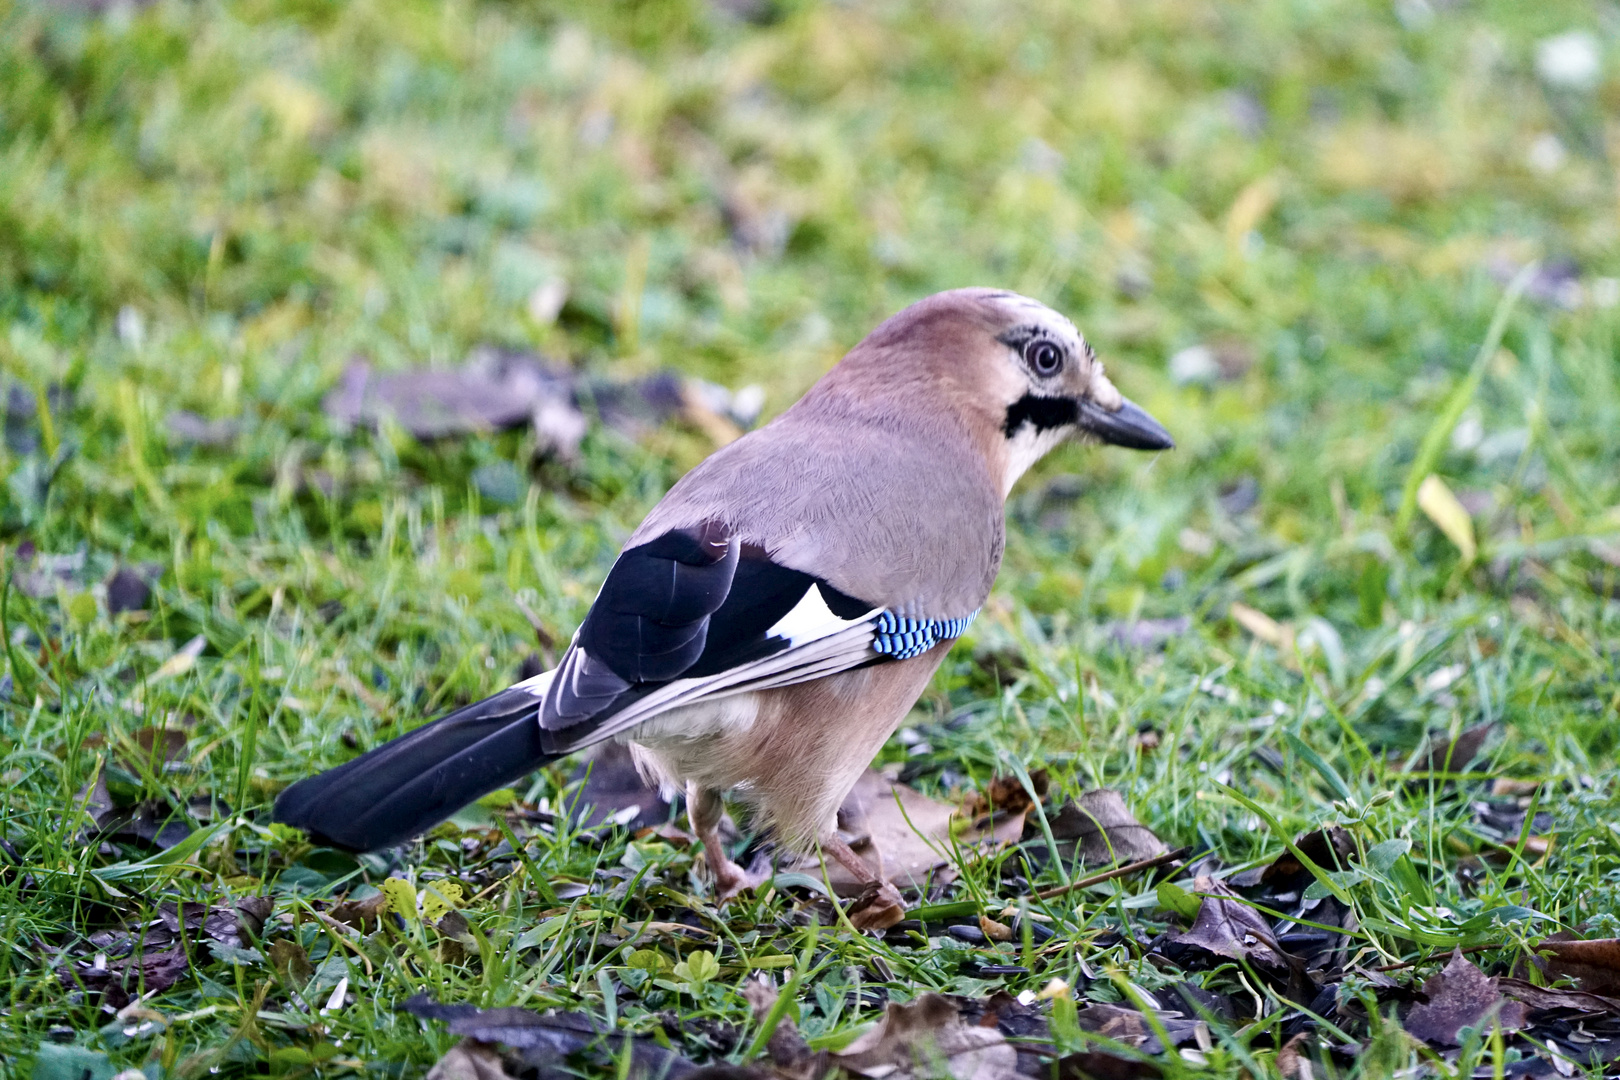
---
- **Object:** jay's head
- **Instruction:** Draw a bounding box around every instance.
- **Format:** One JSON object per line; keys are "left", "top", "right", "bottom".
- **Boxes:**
{"left": 828, "top": 288, "right": 1173, "bottom": 494}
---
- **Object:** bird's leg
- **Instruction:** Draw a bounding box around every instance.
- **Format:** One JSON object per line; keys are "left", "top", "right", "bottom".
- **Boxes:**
{"left": 820, "top": 832, "right": 906, "bottom": 932}
{"left": 688, "top": 782, "right": 765, "bottom": 901}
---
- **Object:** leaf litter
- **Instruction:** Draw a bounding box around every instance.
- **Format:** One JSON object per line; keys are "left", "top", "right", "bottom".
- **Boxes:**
{"left": 35, "top": 711, "right": 1618, "bottom": 1080}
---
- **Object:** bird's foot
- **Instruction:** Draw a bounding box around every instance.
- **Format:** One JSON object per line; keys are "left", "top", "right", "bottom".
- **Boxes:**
{"left": 708, "top": 851, "right": 770, "bottom": 903}
{"left": 819, "top": 832, "right": 906, "bottom": 931}
{"left": 844, "top": 879, "right": 906, "bottom": 931}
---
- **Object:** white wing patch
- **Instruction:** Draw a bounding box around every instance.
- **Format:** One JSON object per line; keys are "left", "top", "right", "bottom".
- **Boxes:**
{"left": 547, "top": 609, "right": 882, "bottom": 749}
{"left": 766, "top": 582, "right": 858, "bottom": 643}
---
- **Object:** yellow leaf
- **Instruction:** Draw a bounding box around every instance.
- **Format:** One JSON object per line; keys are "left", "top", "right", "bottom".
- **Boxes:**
{"left": 152, "top": 635, "right": 206, "bottom": 681}
{"left": 1417, "top": 474, "right": 1477, "bottom": 564}
{"left": 379, "top": 878, "right": 418, "bottom": 922}
{"left": 250, "top": 72, "right": 330, "bottom": 140}
{"left": 1230, "top": 602, "right": 1289, "bottom": 648}
{"left": 421, "top": 881, "right": 463, "bottom": 923}
{"left": 1225, "top": 175, "right": 1281, "bottom": 247}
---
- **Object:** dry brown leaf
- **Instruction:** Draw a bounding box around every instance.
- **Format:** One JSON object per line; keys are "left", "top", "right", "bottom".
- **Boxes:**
{"left": 963, "top": 770, "right": 1048, "bottom": 821}
{"left": 1171, "top": 876, "right": 1291, "bottom": 971}
{"left": 327, "top": 891, "right": 389, "bottom": 931}
{"left": 1043, "top": 790, "right": 1168, "bottom": 864}
{"left": 130, "top": 727, "right": 188, "bottom": 767}
{"left": 57, "top": 947, "right": 189, "bottom": 1011}
{"left": 402, "top": 996, "right": 705, "bottom": 1077}
{"left": 742, "top": 979, "right": 823, "bottom": 1078}
{"left": 1276, "top": 1033, "right": 1315, "bottom": 1079}
{"left": 1412, "top": 722, "right": 1496, "bottom": 774}
{"left": 832, "top": 993, "right": 1019, "bottom": 1080}
{"left": 1402, "top": 951, "right": 1527, "bottom": 1047}
{"left": 323, "top": 355, "right": 571, "bottom": 440}
{"left": 1052, "top": 1051, "right": 1163, "bottom": 1079}
{"left": 845, "top": 880, "right": 907, "bottom": 932}
{"left": 782, "top": 769, "right": 1021, "bottom": 896}
{"left": 1261, "top": 827, "right": 1355, "bottom": 889}
{"left": 425, "top": 1040, "right": 518, "bottom": 1080}
{"left": 1497, "top": 977, "right": 1620, "bottom": 1017}
{"left": 267, "top": 938, "right": 313, "bottom": 990}
{"left": 1534, "top": 937, "right": 1620, "bottom": 995}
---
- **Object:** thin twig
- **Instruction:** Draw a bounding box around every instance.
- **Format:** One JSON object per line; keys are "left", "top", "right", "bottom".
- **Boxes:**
{"left": 1030, "top": 847, "right": 1190, "bottom": 901}
{"left": 1372, "top": 942, "right": 1499, "bottom": 973}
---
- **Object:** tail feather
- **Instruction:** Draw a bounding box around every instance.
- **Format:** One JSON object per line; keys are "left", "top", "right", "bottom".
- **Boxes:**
{"left": 272, "top": 682, "right": 559, "bottom": 852}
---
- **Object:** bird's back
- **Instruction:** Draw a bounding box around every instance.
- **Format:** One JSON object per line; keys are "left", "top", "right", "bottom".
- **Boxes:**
{"left": 629, "top": 388, "right": 1004, "bottom": 618}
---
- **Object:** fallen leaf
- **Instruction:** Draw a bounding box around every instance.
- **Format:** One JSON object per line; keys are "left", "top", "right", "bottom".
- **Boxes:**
{"left": 327, "top": 891, "right": 388, "bottom": 930}
{"left": 783, "top": 769, "right": 1021, "bottom": 896}
{"left": 324, "top": 354, "right": 571, "bottom": 440}
{"left": 743, "top": 978, "right": 824, "bottom": 1078}
{"left": 963, "top": 770, "right": 1048, "bottom": 822}
{"left": 1534, "top": 937, "right": 1620, "bottom": 995}
{"left": 129, "top": 727, "right": 188, "bottom": 768}
{"left": 845, "top": 881, "right": 907, "bottom": 932}
{"left": 268, "top": 938, "right": 313, "bottom": 990}
{"left": 152, "top": 635, "right": 206, "bottom": 681}
{"left": 1074, "top": 1004, "right": 1201, "bottom": 1055}
{"left": 1275, "top": 1033, "right": 1315, "bottom": 1079}
{"left": 1052, "top": 1051, "right": 1162, "bottom": 1079}
{"left": 1171, "top": 876, "right": 1293, "bottom": 971}
{"left": 1040, "top": 790, "right": 1168, "bottom": 864}
{"left": 1261, "top": 827, "right": 1356, "bottom": 889}
{"left": 402, "top": 996, "right": 703, "bottom": 1078}
{"left": 1229, "top": 602, "right": 1292, "bottom": 650}
{"left": 1411, "top": 722, "right": 1495, "bottom": 774}
{"left": 1497, "top": 977, "right": 1620, "bottom": 1016}
{"left": 425, "top": 1040, "right": 518, "bottom": 1080}
{"left": 1416, "top": 475, "right": 1477, "bottom": 564}
{"left": 58, "top": 946, "right": 189, "bottom": 1010}
{"left": 832, "top": 993, "right": 1020, "bottom": 1080}
{"left": 153, "top": 898, "right": 269, "bottom": 951}
{"left": 79, "top": 772, "right": 193, "bottom": 851}
{"left": 1402, "top": 950, "right": 1527, "bottom": 1046}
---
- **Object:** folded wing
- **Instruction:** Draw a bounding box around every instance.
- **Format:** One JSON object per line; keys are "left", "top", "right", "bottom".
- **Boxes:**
{"left": 540, "top": 521, "right": 883, "bottom": 752}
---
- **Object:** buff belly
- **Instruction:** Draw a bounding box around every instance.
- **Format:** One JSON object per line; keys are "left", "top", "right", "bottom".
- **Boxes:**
{"left": 620, "top": 640, "right": 952, "bottom": 850}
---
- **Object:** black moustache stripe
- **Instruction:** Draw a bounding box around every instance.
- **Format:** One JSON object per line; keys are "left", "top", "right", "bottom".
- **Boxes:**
{"left": 1003, "top": 394, "right": 1079, "bottom": 437}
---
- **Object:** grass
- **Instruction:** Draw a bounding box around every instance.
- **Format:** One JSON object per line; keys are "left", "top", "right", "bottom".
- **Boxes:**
{"left": 1, "top": 0, "right": 1619, "bottom": 1076}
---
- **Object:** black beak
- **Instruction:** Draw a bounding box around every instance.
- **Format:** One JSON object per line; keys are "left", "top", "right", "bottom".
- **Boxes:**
{"left": 1078, "top": 397, "right": 1174, "bottom": 451}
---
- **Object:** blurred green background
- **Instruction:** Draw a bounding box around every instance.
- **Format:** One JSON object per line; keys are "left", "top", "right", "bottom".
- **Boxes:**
{"left": 2, "top": 0, "right": 1620, "bottom": 1074}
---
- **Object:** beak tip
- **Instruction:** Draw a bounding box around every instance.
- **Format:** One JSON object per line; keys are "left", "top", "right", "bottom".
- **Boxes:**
{"left": 1079, "top": 397, "right": 1175, "bottom": 452}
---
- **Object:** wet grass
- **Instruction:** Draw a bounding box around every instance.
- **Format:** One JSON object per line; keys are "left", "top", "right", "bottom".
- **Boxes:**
{"left": 1, "top": 0, "right": 1619, "bottom": 1076}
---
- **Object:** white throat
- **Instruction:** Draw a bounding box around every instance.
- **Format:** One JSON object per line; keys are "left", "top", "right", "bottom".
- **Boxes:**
{"left": 1001, "top": 424, "right": 1069, "bottom": 496}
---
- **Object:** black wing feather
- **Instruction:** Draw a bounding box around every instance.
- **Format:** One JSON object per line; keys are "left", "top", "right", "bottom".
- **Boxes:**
{"left": 547, "top": 524, "right": 875, "bottom": 736}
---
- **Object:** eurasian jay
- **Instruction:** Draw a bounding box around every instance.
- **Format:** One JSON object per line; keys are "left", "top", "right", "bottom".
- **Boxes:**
{"left": 273, "top": 288, "right": 1172, "bottom": 906}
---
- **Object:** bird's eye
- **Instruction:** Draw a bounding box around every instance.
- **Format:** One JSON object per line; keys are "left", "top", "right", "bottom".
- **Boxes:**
{"left": 1024, "top": 339, "right": 1063, "bottom": 376}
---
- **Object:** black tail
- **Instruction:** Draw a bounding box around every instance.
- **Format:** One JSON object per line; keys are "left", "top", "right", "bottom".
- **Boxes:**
{"left": 272, "top": 687, "right": 559, "bottom": 852}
